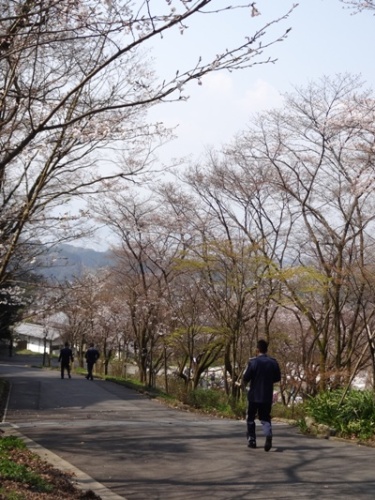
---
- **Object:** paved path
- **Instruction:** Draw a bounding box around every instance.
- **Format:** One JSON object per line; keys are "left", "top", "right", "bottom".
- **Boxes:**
{"left": 1, "top": 358, "right": 375, "bottom": 499}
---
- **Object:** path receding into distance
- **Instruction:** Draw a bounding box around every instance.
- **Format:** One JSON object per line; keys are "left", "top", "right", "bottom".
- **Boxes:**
{"left": 1, "top": 359, "right": 375, "bottom": 500}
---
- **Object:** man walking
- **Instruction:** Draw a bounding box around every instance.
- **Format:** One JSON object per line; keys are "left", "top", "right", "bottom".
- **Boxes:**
{"left": 85, "top": 343, "right": 100, "bottom": 380}
{"left": 243, "top": 339, "right": 281, "bottom": 451}
{"left": 58, "top": 342, "right": 74, "bottom": 379}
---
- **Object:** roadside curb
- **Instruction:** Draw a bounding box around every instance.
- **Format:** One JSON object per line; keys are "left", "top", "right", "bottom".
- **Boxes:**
{"left": 0, "top": 423, "right": 126, "bottom": 500}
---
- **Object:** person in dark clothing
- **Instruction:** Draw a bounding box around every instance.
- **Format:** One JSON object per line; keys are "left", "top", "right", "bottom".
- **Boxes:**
{"left": 243, "top": 339, "right": 281, "bottom": 451}
{"left": 85, "top": 343, "right": 100, "bottom": 380}
{"left": 58, "top": 342, "right": 74, "bottom": 379}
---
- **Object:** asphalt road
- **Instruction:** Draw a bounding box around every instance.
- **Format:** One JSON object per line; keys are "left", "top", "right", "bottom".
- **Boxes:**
{"left": 1, "top": 358, "right": 375, "bottom": 499}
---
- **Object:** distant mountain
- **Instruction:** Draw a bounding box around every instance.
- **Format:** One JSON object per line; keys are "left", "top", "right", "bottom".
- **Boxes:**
{"left": 37, "top": 244, "right": 114, "bottom": 281}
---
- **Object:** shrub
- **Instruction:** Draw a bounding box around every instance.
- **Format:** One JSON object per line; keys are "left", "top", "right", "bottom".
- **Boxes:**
{"left": 304, "top": 389, "right": 375, "bottom": 440}
{"left": 186, "top": 388, "right": 225, "bottom": 410}
{"left": 272, "top": 402, "right": 305, "bottom": 421}
{"left": 185, "top": 389, "right": 248, "bottom": 419}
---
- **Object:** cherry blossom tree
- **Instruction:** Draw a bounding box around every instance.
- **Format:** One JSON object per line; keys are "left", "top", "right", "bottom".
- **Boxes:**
{"left": 226, "top": 73, "right": 375, "bottom": 391}
{"left": 94, "top": 190, "right": 184, "bottom": 385}
{"left": 0, "top": 0, "right": 297, "bottom": 343}
{"left": 0, "top": 0, "right": 295, "bottom": 294}
{"left": 179, "top": 150, "right": 290, "bottom": 396}
{"left": 340, "top": 0, "right": 375, "bottom": 12}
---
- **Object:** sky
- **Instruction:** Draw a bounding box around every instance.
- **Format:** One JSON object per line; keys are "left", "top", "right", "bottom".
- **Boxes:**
{"left": 148, "top": 0, "right": 375, "bottom": 163}
{"left": 78, "top": 0, "right": 375, "bottom": 250}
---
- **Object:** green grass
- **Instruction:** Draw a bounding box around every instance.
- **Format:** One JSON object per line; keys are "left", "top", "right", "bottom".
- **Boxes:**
{"left": 0, "top": 436, "right": 53, "bottom": 493}
{"left": 0, "top": 436, "right": 26, "bottom": 452}
{"left": 0, "top": 488, "right": 24, "bottom": 500}
{"left": 12, "top": 349, "right": 41, "bottom": 356}
{"left": 0, "top": 457, "right": 53, "bottom": 492}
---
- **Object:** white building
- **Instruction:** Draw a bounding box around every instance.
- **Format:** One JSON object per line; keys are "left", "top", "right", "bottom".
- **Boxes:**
{"left": 13, "top": 322, "right": 63, "bottom": 355}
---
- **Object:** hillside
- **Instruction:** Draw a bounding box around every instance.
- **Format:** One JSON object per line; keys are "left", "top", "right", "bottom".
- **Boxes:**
{"left": 37, "top": 244, "right": 113, "bottom": 281}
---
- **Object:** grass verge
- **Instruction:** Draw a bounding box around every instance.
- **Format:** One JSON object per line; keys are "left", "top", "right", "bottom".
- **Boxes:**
{"left": 0, "top": 434, "right": 101, "bottom": 500}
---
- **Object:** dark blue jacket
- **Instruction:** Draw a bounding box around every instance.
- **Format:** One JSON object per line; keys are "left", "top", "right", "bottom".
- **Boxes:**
{"left": 58, "top": 347, "right": 73, "bottom": 365}
{"left": 85, "top": 347, "right": 100, "bottom": 364}
{"left": 243, "top": 354, "right": 281, "bottom": 404}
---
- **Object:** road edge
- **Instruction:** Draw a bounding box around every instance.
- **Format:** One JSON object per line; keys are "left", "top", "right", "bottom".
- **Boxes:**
{"left": 0, "top": 423, "right": 126, "bottom": 500}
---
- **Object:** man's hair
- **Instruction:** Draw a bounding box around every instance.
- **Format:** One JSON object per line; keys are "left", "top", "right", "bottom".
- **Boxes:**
{"left": 257, "top": 339, "right": 268, "bottom": 353}
{"left": 65, "top": 342, "right": 69, "bottom": 347}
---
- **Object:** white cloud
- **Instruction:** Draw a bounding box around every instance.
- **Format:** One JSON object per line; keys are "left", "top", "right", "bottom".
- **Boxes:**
{"left": 202, "top": 72, "right": 234, "bottom": 94}
{"left": 238, "top": 79, "right": 283, "bottom": 114}
{"left": 152, "top": 77, "right": 285, "bottom": 160}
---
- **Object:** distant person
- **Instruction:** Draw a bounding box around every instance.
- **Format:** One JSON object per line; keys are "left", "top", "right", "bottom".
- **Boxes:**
{"left": 58, "top": 342, "right": 74, "bottom": 379}
{"left": 243, "top": 339, "right": 281, "bottom": 451}
{"left": 85, "top": 343, "right": 100, "bottom": 380}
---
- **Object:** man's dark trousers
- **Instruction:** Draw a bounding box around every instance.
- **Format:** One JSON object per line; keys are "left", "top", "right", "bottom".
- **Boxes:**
{"left": 246, "top": 401, "right": 272, "bottom": 441}
{"left": 86, "top": 362, "right": 95, "bottom": 380}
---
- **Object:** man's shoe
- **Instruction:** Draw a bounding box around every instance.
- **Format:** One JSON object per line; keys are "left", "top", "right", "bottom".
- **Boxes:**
{"left": 264, "top": 436, "right": 272, "bottom": 452}
{"left": 248, "top": 440, "right": 257, "bottom": 449}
